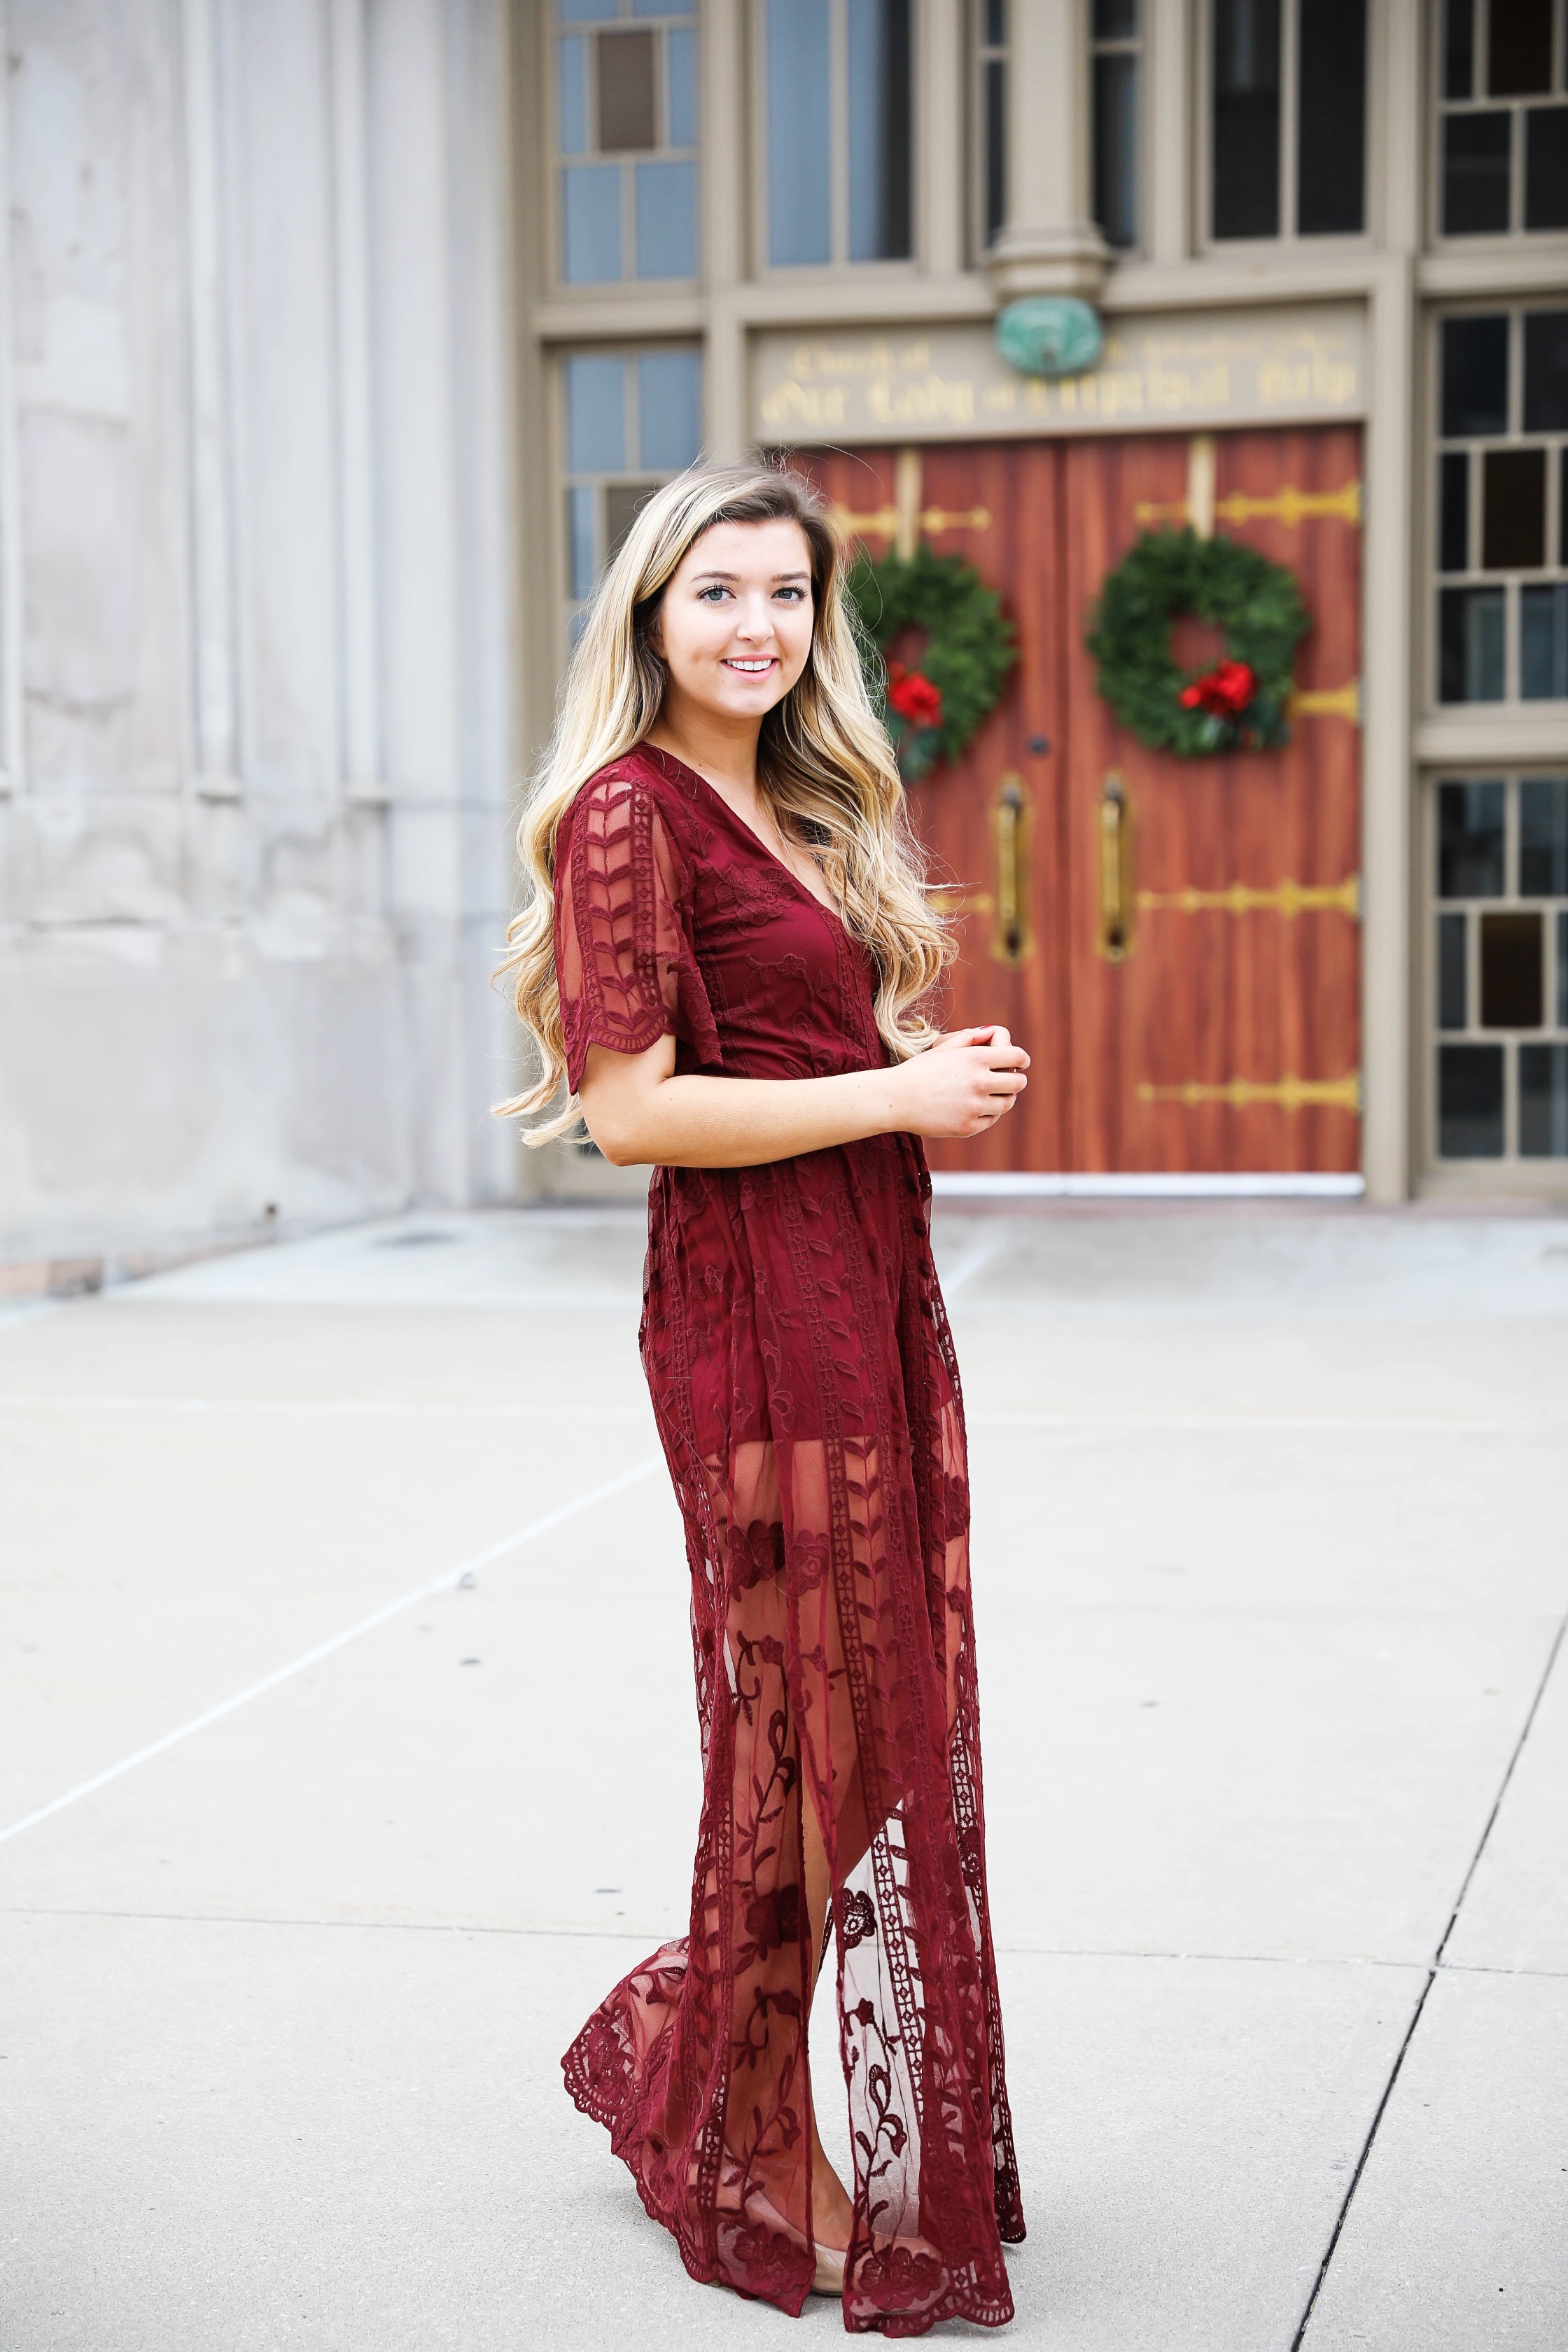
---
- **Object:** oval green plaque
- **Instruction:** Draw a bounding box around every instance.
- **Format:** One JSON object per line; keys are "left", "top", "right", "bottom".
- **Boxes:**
{"left": 995, "top": 297, "right": 1104, "bottom": 382}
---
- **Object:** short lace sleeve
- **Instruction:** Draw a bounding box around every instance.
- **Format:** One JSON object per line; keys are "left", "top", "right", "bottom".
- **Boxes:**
{"left": 555, "top": 765, "right": 721, "bottom": 1093}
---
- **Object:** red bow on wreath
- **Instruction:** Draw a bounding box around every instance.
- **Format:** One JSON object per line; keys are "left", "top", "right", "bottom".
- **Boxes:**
{"left": 1178, "top": 658, "right": 1256, "bottom": 718}
{"left": 886, "top": 660, "right": 944, "bottom": 730}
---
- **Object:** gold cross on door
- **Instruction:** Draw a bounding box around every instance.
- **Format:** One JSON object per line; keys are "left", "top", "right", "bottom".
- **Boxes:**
{"left": 829, "top": 448, "right": 991, "bottom": 558}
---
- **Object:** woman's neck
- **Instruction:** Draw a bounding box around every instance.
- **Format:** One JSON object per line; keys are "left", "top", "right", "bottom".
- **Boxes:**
{"left": 647, "top": 694, "right": 762, "bottom": 805}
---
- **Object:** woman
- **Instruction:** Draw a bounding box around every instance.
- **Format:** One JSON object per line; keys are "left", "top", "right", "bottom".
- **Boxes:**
{"left": 499, "top": 462, "right": 1026, "bottom": 2333}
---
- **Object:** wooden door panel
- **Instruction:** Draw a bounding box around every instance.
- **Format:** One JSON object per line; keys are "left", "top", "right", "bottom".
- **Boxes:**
{"left": 795, "top": 442, "right": 1069, "bottom": 1172}
{"left": 1061, "top": 426, "right": 1364, "bottom": 1173}
{"left": 795, "top": 425, "right": 1362, "bottom": 1175}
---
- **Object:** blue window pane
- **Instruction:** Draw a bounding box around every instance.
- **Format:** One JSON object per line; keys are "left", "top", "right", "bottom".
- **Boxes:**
{"left": 1438, "top": 778, "right": 1506, "bottom": 897}
{"left": 1438, "top": 1043, "right": 1504, "bottom": 1156}
{"left": 559, "top": 0, "right": 617, "bottom": 20}
{"left": 634, "top": 0, "right": 680, "bottom": 12}
{"left": 1521, "top": 584, "right": 1568, "bottom": 700}
{"left": 566, "top": 484, "right": 598, "bottom": 601}
{"left": 559, "top": 36, "right": 588, "bottom": 154}
{"left": 1438, "top": 585, "right": 1505, "bottom": 701}
{"left": 635, "top": 159, "right": 696, "bottom": 277}
{"left": 1520, "top": 778, "right": 1568, "bottom": 895}
{"left": 667, "top": 26, "right": 696, "bottom": 146}
{"left": 848, "top": 0, "right": 913, "bottom": 260}
{"left": 639, "top": 350, "right": 702, "bottom": 469}
{"left": 564, "top": 354, "right": 626, "bottom": 473}
{"left": 767, "top": 0, "right": 832, "bottom": 264}
{"left": 562, "top": 164, "right": 622, "bottom": 282}
{"left": 1441, "top": 314, "right": 1508, "bottom": 438}
{"left": 1438, "top": 911, "right": 1468, "bottom": 1029}
{"left": 1520, "top": 1044, "right": 1568, "bottom": 1156}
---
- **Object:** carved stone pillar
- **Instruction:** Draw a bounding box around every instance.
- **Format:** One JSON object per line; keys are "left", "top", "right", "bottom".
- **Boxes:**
{"left": 987, "top": 0, "right": 1110, "bottom": 304}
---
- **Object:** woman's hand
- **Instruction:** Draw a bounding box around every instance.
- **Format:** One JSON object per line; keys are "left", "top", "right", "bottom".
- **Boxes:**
{"left": 890, "top": 1027, "right": 1029, "bottom": 1140}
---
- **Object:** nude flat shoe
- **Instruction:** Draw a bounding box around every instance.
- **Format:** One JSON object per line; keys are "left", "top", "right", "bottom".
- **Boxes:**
{"left": 739, "top": 2188, "right": 848, "bottom": 2298}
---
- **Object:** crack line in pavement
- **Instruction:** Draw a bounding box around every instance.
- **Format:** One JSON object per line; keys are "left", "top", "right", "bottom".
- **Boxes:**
{"left": 1288, "top": 1607, "right": 1568, "bottom": 2351}
{"left": 0, "top": 1455, "right": 662, "bottom": 1847}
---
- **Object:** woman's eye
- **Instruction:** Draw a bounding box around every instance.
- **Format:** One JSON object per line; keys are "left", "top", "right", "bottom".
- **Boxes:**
{"left": 776, "top": 586, "right": 806, "bottom": 603}
{"left": 698, "top": 585, "right": 732, "bottom": 603}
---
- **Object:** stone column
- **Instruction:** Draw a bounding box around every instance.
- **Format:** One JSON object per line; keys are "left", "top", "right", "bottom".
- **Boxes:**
{"left": 988, "top": 0, "right": 1110, "bottom": 304}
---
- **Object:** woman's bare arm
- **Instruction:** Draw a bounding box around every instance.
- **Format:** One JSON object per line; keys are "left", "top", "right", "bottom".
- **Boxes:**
{"left": 578, "top": 1027, "right": 1029, "bottom": 1169}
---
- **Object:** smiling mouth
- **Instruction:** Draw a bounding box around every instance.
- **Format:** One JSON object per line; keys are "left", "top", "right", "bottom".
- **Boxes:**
{"left": 722, "top": 657, "right": 778, "bottom": 675}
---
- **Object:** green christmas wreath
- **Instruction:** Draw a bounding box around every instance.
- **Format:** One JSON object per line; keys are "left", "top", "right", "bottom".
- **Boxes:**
{"left": 845, "top": 543, "right": 1016, "bottom": 780}
{"left": 1086, "top": 527, "right": 1309, "bottom": 756}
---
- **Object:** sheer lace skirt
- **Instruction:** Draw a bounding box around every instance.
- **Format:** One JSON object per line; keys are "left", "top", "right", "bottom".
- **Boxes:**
{"left": 562, "top": 1154, "right": 1023, "bottom": 2336}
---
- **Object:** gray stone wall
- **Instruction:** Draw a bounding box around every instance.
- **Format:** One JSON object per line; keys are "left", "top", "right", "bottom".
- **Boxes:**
{"left": 0, "top": 0, "right": 522, "bottom": 1259}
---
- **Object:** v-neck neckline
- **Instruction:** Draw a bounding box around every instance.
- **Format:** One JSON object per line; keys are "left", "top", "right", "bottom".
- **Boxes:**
{"left": 644, "top": 743, "right": 845, "bottom": 929}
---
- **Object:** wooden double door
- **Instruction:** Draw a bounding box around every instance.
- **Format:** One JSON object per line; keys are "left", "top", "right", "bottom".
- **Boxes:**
{"left": 802, "top": 428, "right": 1364, "bottom": 1176}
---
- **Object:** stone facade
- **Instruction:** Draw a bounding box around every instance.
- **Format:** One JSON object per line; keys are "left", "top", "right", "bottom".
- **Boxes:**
{"left": 0, "top": 0, "right": 522, "bottom": 1261}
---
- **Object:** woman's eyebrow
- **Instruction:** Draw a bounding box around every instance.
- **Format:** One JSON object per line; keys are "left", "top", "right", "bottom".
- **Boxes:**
{"left": 687, "top": 568, "right": 811, "bottom": 586}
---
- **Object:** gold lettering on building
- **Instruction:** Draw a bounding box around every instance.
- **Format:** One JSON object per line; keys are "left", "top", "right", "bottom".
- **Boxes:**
{"left": 753, "top": 306, "right": 1366, "bottom": 446}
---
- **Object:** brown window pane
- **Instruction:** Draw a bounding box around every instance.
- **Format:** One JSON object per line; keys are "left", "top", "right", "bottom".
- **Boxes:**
{"left": 598, "top": 29, "right": 657, "bottom": 153}
{"left": 1480, "top": 911, "right": 1545, "bottom": 1027}
{"left": 1488, "top": 0, "right": 1553, "bottom": 97}
{"left": 1482, "top": 447, "right": 1547, "bottom": 569}
{"left": 603, "top": 479, "right": 652, "bottom": 562}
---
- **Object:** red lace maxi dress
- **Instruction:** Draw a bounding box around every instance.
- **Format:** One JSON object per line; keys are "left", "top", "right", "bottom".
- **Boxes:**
{"left": 556, "top": 746, "right": 1023, "bottom": 2334}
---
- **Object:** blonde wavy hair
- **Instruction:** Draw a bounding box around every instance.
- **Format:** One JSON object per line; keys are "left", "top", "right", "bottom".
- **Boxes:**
{"left": 496, "top": 459, "right": 952, "bottom": 1141}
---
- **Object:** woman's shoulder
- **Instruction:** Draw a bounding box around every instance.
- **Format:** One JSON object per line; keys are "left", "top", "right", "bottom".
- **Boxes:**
{"left": 557, "top": 746, "right": 704, "bottom": 872}
{"left": 572, "top": 743, "right": 703, "bottom": 826}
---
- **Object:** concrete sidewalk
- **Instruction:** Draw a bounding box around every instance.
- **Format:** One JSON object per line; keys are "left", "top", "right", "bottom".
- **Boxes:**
{"left": 2, "top": 1203, "right": 1565, "bottom": 2350}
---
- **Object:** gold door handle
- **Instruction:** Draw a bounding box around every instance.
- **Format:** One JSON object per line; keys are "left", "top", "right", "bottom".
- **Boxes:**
{"left": 1098, "top": 772, "right": 1133, "bottom": 962}
{"left": 992, "top": 775, "right": 1032, "bottom": 965}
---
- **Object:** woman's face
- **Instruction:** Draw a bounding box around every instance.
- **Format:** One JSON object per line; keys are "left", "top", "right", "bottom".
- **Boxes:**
{"left": 650, "top": 518, "right": 816, "bottom": 722}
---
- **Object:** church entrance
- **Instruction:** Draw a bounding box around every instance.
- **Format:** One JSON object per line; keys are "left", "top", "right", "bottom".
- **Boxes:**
{"left": 799, "top": 429, "right": 1364, "bottom": 1179}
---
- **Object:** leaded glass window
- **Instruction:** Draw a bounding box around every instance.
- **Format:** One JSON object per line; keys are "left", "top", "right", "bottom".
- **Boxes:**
{"left": 762, "top": 0, "right": 913, "bottom": 268}
{"left": 561, "top": 348, "right": 704, "bottom": 636}
{"left": 1436, "top": 309, "right": 1568, "bottom": 705}
{"left": 1438, "top": 0, "right": 1568, "bottom": 237}
{"left": 1432, "top": 774, "right": 1568, "bottom": 1160}
{"left": 1209, "top": 0, "right": 1367, "bottom": 243}
{"left": 556, "top": 1, "right": 699, "bottom": 286}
